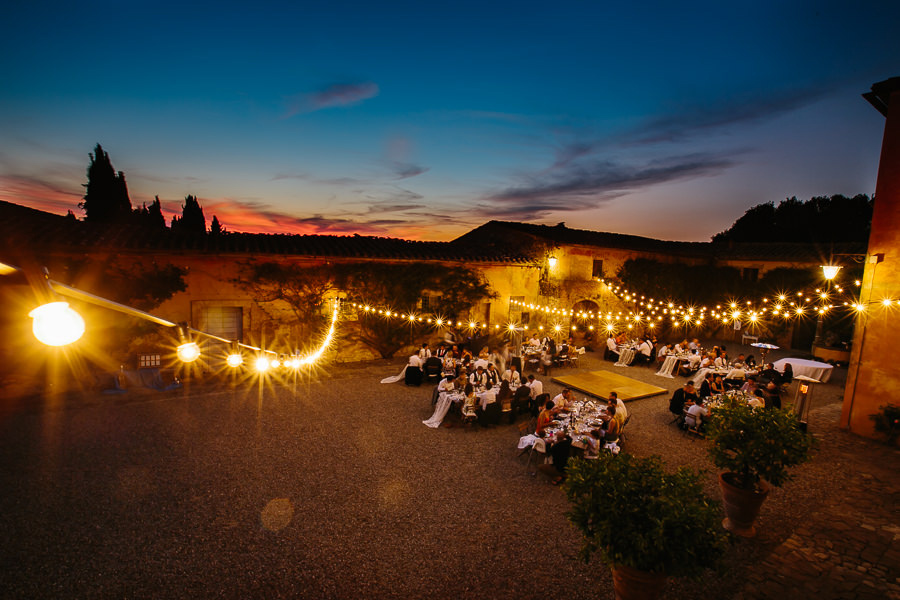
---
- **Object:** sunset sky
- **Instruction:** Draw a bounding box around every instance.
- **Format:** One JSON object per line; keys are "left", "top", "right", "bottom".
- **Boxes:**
{"left": 1, "top": 1, "right": 897, "bottom": 241}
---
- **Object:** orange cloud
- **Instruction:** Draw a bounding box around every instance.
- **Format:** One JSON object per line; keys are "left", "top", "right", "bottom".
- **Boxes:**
{"left": 0, "top": 175, "right": 83, "bottom": 216}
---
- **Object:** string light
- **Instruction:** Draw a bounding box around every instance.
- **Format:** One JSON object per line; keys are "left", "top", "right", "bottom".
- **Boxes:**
{"left": 29, "top": 301, "right": 85, "bottom": 346}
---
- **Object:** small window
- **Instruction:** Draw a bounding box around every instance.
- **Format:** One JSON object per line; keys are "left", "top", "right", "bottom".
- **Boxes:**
{"left": 592, "top": 259, "right": 604, "bottom": 278}
{"left": 743, "top": 268, "right": 759, "bottom": 282}
{"left": 139, "top": 354, "right": 161, "bottom": 368}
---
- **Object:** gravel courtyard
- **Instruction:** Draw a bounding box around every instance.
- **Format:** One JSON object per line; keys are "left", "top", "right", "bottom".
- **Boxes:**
{"left": 1, "top": 341, "right": 897, "bottom": 599}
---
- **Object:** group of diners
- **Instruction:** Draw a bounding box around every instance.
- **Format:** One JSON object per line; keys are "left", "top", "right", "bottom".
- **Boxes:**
{"left": 667, "top": 360, "right": 792, "bottom": 432}
{"left": 522, "top": 390, "right": 629, "bottom": 485}
{"left": 405, "top": 339, "right": 531, "bottom": 387}
{"left": 423, "top": 364, "right": 546, "bottom": 428}
{"left": 521, "top": 332, "right": 580, "bottom": 375}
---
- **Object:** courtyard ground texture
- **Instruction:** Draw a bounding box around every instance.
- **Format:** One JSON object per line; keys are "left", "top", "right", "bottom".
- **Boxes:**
{"left": 0, "top": 340, "right": 897, "bottom": 599}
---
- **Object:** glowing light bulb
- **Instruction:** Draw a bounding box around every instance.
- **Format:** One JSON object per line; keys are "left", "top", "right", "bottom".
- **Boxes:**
{"left": 255, "top": 357, "right": 270, "bottom": 372}
{"left": 177, "top": 341, "right": 201, "bottom": 362}
{"left": 226, "top": 353, "right": 243, "bottom": 368}
{"left": 29, "top": 301, "right": 85, "bottom": 346}
{"left": 270, "top": 359, "right": 281, "bottom": 368}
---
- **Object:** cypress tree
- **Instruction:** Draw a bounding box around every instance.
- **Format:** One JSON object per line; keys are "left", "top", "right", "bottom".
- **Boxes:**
{"left": 80, "top": 144, "right": 132, "bottom": 222}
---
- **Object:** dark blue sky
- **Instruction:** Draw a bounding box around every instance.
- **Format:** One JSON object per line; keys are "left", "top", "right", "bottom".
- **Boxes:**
{"left": 1, "top": 1, "right": 897, "bottom": 240}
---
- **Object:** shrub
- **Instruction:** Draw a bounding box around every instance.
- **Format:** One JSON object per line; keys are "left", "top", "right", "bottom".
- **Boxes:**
{"left": 564, "top": 454, "right": 726, "bottom": 576}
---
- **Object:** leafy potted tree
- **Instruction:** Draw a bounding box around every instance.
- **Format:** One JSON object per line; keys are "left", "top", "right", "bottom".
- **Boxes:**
{"left": 706, "top": 401, "right": 812, "bottom": 537}
{"left": 565, "top": 454, "right": 727, "bottom": 600}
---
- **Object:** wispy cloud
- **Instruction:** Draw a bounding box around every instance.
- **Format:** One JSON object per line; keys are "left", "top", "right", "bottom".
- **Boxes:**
{"left": 390, "top": 162, "right": 428, "bottom": 180}
{"left": 482, "top": 152, "right": 735, "bottom": 220}
{"left": 198, "top": 197, "right": 407, "bottom": 236}
{"left": 0, "top": 174, "right": 82, "bottom": 215}
{"left": 627, "top": 87, "right": 829, "bottom": 145}
{"left": 284, "top": 81, "right": 379, "bottom": 117}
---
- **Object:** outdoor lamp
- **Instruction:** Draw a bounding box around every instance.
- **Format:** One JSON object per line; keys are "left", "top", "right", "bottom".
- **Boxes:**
{"left": 255, "top": 356, "right": 270, "bottom": 372}
{"left": 821, "top": 265, "right": 842, "bottom": 280}
{"left": 548, "top": 256, "right": 558, "bottom": 267}
{"left": 29, "top": 301, "right": 85, "bottom": 346}
{"left": 175, "top": 324, "right": 200, "bottom": 362}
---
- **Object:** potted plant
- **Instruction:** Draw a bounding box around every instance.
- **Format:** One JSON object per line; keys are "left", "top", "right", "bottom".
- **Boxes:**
{"left": 869, "top": 403, "right": 900, "bottom": 445}
{"left": 565, "top": 454, "right": 727, "bottom": 600}
{"left": 706, "top": 401, "right": 812, "bottom": 537}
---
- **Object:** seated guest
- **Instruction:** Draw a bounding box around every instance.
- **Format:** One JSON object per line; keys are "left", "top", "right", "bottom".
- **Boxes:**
{"left": 469, "top": 365, "right": 487, "bottom": 387}
{"left": 740, "top": 377, "right": 759, "bottom": 395}
{"left": 533, "top": 392, "right": 550, "bottom": 418}
{"left": 607, "top": 396, "right": 626, "bottom": 429}
{"left": 759, "top": 363, "right": 781, "bottom": 385}
{"left": 526, "top": 373, "right": 543, "bottom": 399}
{"left": 714, "top": 354, "right": 728, "bottom": 369}
{"left": 698, "top": 372, "right": 713, "bottom": 398}
{"left": 485, "top": 363, "right": 501, "bottom": 387}
{"left": 732, "top": 353, "right": 746, "bottom": 367}
{"left": 669, "top": 382, "right": 698, "bottom": 416}
{"left": 512, "top": 383, "right": 532, "bottom": 415}
{"left": 685, "top": 396, "right": 709, "bottom": 430}
{"left": 657, "top": 343, "right": 671, "bottom": 362}
{"left": 417, "top": 343, "right": 432, "bottom": 361}
{"left": 536, "top": 400, "right": 556, "bottom": 435}
{"left": 405, "top": 352, "right": 423, "bottom": 386}
{"left": 606, "top": 336, "right": 619, "bottom": 360}
{"left": 496, "top": 380, "right": 512, "bottom": 408}
{"left": 583, "top": 429, "right": 604, "bottom": 458}
{"left": 604, "top": 406, "right": 621, "bottom": 442}
{"left": 710, "top": 375, "right": 725, "bottom": 395}
{"left": 552, "top": 388, "right": 572, "bottom": 411}
{"left": 502, "top": 363, "right": 522, "bottom": 387}
{"left": 781, "top": 363, "right": 794, "bottom": 385}
{"left": 689, "top": 338, "right": 700, "bottom": 351}
{"left": 478, "top": 346, "right": 490, "bottom": 360}
{"left": 745, "top": 353, "right": 757, "bottom": 368}
{"left": 450, "top": 344, "right": 461, "bottom": 359}
{"left": 441, "top": 356, "right": 457, "bottom": 378}
{"left": 527, "top": 333, "right": 541, "bottom": 347}
{"left": 547, "top": 432, "right": 573, "bottom": 485}
{"left": 462, "top": 383, "right": 477, "bottom": 414}
{"left": 437, "top": 374, "right": 455, "bottom": 394}
{"left": 608, "top": 391, "right": 627, "bottom": 420}
{"left": 761, "top": 382, "right": 782, "bottom": 409}
{"left": 637, "top": 337, "right": 653, "bottom": 365}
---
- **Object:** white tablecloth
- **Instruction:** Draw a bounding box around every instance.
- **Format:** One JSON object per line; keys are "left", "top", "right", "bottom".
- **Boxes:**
{"left": 773, "top": 358, "right": 833, "bottom": 383}
{"left": 423, "top": 391, "right": 462, "bottom": 428}
{"left": 656, "top": 355, "right": 678, "bottom": 378}
{"left": 615, "top": 347, "right": 636, "bottom": 367}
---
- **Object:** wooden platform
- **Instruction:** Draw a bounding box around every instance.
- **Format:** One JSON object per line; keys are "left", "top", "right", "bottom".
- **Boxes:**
{"left": 551, "top": 370, "right": 668, "bottom": 402}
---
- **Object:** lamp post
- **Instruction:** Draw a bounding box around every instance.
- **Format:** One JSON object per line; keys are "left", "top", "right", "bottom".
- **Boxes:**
{"left": 812, "top": 265, "right": 841, "bottom": 354}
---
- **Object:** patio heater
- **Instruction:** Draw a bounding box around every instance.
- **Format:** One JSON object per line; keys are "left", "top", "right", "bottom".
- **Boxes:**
{"left": 792, "top": 374, "right": 820, "bottom": 432}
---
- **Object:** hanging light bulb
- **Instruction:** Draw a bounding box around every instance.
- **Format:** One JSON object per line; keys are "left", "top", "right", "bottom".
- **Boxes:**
{"left": 175, "top": 324, "right": 200, "bottom": 362}
{"left": 29, "top": 301, "right": 85, "bottom": 346}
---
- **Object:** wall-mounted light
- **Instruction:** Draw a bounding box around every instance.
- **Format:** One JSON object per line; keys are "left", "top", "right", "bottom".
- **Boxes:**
{"left": 548, "top": 256, "right": 558, "bottom": 268}
{"left": 821, "top": 265, "right": 842, "bottom": 280}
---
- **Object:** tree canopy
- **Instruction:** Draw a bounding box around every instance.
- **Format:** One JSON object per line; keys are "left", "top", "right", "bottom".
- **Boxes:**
{"left": 713, "top": 194, "right": 873, "bottom": 243}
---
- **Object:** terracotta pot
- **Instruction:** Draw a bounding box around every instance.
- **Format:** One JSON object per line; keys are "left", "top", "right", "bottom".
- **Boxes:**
{"left": 611, "top": 564, "right": 668, "bottom": 600}
{"left": 718, "top": 472, "right": 770, "bottom": 538}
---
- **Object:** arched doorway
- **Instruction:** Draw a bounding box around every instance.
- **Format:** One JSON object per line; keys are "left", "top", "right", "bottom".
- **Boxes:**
{"left": 571, "top": 299, "right": 600, "bottom": 344}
